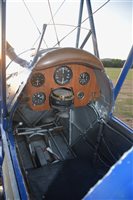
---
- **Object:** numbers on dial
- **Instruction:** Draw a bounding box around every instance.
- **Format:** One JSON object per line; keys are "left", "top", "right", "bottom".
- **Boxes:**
{"left": 32, "top": 92, "right": 46, "bottom": 105}
{"left": 54, "top": 65, "right": 72, "bottom": 85}
{"left": 79, "top": 72, "right": 90, "bottom": 85}
{"left": 31, "top": 73, "right": 45, "bottom": 87}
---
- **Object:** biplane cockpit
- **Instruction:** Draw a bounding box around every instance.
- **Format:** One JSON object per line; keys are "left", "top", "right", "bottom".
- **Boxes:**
{"left": 0, "top": 0, "right": 132, "bottom": 199}
{"left": 4, "top": 47, "right": 132, "bottom": 200}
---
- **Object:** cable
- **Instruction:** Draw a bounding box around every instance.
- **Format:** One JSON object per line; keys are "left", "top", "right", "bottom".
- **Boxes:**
{"left": 97, "top": 154, "right": 110, "bottom": 168}
{"left": 53, "top": 0, "right": 111, "bottom": 47}
{"left": 48, "top": 0, "right": 66, "bottom": 24}
{"left": 22, "top": 0, "right": 110, "bottom": 48}
{"left": 47, "top": 0, "right": 60, "bottom": 46}
{"left": 22, "top": 0, "right": 41, "bottom": 34}
{"left": 53, "top": 27, "right": 77, "bottom": 47}
{"left": 102, "top": 119, "right": 133, "bottom": 145}
{"left": 82, "top": 0, "right": 111, "bottom": 24}
{"left": 48, "top": 23, "right": 89, "bottom": 31}
{"left": 32, "top": 0, "right": 66, "bottom": 48}
{"left": 93, "top": 121, "right": 104, "bottom": 164}
{"left": 22, "top": 0, "right": 48, "bottom": 48}
{"left": 102, "top": 137, "right": 118, "bottom": 162}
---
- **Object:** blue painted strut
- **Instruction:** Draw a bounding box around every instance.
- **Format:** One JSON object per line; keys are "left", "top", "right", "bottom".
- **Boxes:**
{"left": 76, "top": 0, "right": 84, "bottom": 48}
{"left": 114, "top": 46, "right": 133, "bottom": 100}
{"left": 86, "top": 0, "right": 99, "bottom": 58}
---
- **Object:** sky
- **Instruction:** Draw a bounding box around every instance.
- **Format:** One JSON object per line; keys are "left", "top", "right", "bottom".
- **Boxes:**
{"left": 6, "top": 0, "right": 133, "bottom": 60}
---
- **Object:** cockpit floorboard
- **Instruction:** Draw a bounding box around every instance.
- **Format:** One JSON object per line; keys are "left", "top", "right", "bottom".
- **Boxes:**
{"left": 27, "top": 158, "right": 102, "bottom": 200}
{"left": 14, "top": 117, "right": 133, "bottom": 200}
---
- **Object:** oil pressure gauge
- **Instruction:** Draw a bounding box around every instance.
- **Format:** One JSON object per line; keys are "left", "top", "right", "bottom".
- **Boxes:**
{"left": 79, "top": 72, "right": 90, "bottom": 85}
{"left": 54, "top": 65, "right": 72, "bottom": 85}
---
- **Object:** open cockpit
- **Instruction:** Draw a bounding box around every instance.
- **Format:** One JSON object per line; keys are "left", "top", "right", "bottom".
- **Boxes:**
{"left": 5, "top": 48, "right": 133, "bottom": 200}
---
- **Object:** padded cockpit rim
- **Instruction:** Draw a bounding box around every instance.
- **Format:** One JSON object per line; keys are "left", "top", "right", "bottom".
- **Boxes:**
{"left": 35, "top": 47, "right": 104, "bottom": 71}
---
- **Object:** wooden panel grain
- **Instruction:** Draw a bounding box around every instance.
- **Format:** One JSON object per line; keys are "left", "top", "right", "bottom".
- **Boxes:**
{"left": 24, "top": 64, "right": 100, "bottom": 111}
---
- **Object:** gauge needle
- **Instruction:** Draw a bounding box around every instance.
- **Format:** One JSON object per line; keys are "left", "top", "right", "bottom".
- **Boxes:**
{"left": 62, "top": 77, "right": 64, "bottom": 84}
{"left": 62, "top": 67, "right": 65, "bottom": 74}
{"left": 36, "top": 79, "right": 39, "bottom": 86}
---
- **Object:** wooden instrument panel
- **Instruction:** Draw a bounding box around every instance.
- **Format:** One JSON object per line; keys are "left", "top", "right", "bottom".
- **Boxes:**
{"left": 24, "top": 64, "right": 100, "bottom": 111}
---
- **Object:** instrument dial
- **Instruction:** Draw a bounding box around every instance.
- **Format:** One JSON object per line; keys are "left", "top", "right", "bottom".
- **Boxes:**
{"left": 32, "top": 92, "right": 46, "bottom": 105}
{"left": 54, "top": 66, "right": 72, "bottom": 85}
{"left": 31, "top": 73, "right": 45, "bottom": 87}
{"left": 77, "top": 91, "right": 85, "bottom": 99}
{"left": 79, "top": 72, "right": 90, "bottom": 85}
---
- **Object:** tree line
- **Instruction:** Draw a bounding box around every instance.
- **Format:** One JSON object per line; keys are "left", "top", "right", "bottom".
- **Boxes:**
{"left": 101, "top": 58, "right": 126, "bottom": 68}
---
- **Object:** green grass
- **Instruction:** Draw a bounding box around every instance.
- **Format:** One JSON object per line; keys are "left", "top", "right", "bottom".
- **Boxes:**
{"left": 114, "top": 100, "right": 133, "bottom": 117}
{"left": 105, "top": 68, "right": 133, "bottom": 128}
{"left": 125, "top": 98, "right": 133, "bottom": 105}
{"left": 105, "top": 68, "right": 133, "bottom": 81}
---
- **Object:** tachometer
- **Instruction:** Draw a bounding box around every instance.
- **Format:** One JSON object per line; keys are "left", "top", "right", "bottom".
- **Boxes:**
{"left": 54, "top": 65, "right": 72, "bottom": 85}
{"left": 32, "top": 92, "right": 46, "bottom": 105}
{"left": 79, "top": 72, "right": 90, "bottom": 85}
{"left": 31, "top": 73, "right": 45, "bottom": 87}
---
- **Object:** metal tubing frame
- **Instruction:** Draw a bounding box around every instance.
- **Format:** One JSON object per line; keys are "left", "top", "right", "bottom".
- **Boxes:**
{"left": 112, "top": 116, "right": 133, "bottom": 133}
{"left": 86, "top": 0, "right": 99, "bottom": 58}
{"left": 0, "top": 1, "right": 28, "bottom": 199}
{"left": 0, "top": 0, "right": 8, "bottom": 122}
{"left": 76, "top": 0, "right": 84, "bottom": 48}
{"left": 80, "top": 30, "right": 92, "bottom": 49}
{"left": 114, "top": 46, "right": 133, "bottom": 100}
{"left": 7, "top": 126, "right": 29, "bottom": 200}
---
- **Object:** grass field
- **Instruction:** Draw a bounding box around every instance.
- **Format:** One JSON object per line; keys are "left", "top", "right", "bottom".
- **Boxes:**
{"left": 105, "top": 68, "right": 133, "bottom": 128}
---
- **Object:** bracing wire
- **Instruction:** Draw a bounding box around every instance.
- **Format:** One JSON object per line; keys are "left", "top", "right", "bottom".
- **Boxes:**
{"left": 82, "top": 0, "right": 110, "bottom": 24}
{"left": 22, "top": 0, "right": 40, "bottom": 34}
{"left": 53, "top": 25, "right": 77, "bottom": 47}
{"left": 48, "top": 0, "right": 66, "bottom": 24}
{"left": 102, "top": 137, "right": 118, "bottom": 162}
{"left": 22, "top": 0, "right": 48, "bottom": 48}
{"left": 47, "top": 0, "right": 60, "bottom": 47}
{"left": 102, "top": 120, "right": 133, "bottom": 145}
{"left": 93, "top": 0, "right": 110, "bottom": 15}
{"left": 32, "top": 0, "right": 66, "bottom": 48}
{"left": 48, "top": 23, "right": 90, "bottom": 31}
{"left": 97, "top": 154, "right": 110, "bottom": 168}
{"left": 53, "top": 0, "right": 111, "bottom": 47}
{"left": 22, "top": 0, "right": 110, "bottom": 48}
